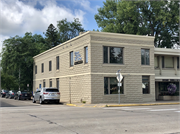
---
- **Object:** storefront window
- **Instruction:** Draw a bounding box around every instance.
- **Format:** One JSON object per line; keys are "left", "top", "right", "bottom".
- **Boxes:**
{"left": 159, "top": 82, "right": 179, "bottom": 95}
{"left": 104, "top": 77, "right": 108, "bottom": 94}
{"left": 142, "top": 76, "right": 150, "bottom": 94}
{"left": 104, "top": 77, "right": 124, "bottom": 94}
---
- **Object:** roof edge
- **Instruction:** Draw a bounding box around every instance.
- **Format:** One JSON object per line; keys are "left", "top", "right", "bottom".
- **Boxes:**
{"left": 33, "top": 31, "right": 90, "bottom": 59}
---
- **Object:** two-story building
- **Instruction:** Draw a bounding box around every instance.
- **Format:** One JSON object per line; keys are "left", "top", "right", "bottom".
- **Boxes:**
{"left": 33, "top": 31, "right": 180, "bottom": 103}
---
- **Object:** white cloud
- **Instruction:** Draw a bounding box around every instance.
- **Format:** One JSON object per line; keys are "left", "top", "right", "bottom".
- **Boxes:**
{"left": 74, "top": 0, "right": 96, "bottom": 13}
{"left": 0, "top": 0, "right": 85, "bottom": 38}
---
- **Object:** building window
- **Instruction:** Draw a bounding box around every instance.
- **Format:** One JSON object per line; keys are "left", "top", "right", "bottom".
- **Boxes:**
{"left": 103, "top": 46, "right": 108, "bottom": 63}
{"left": 49, "top": 61, "right": 52, "bottom": 71}
{"left": 142, "top": 76, "right": 150, "bottom": 94}
{"left": 141, "top": 49, "right": 149, "bottom": 65}
{"left": 49, "top": 79, "right": 52, "bottom": 87}
{"left": 177, "top": 57, "right": 179, "bottom": 69}
{"left": 70, "top": 51, "right": 74, "bottom": 66}
{"left": 104, "top": 77, "right": 124, "bottom": 94}
{"left": 41, "top": 63, "right": 44, "bottom": 73}
{"left": 85, "top": 46, "right": 88, "bottom": 63}
{"left": 43, "top": 80, "right": 46, "bottom": 87}
{"left": 103, "top": 46, "right": 123, "bottom": 64}
{"left": 154, "top": 56, "right": 159, "bottom": 69}
{"left": 35, "top": 65, "right": 37, "bottom": 74}
{"left": 162, "top": 56, "right": 164, "bottom": 68}
{"left": 162, "top": 56, "right": 174, "bottom": 68}
{"left": 56, "top": 56, "right": 59, "bottom": 70}
{"left": 56, "top": 78, "right": 59, "bottom": 90}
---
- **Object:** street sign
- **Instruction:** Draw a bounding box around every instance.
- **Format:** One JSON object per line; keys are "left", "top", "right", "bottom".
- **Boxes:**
{"left": 116, "top": 73, "right": 123, "bottom": 82}
{"left": 117, "top": 83, "right": 122, "bottom": 87}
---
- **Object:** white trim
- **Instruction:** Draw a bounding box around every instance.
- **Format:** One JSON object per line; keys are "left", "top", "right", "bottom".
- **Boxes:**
{"left": 33, "top": 72, "right": 155, "bottom": 81}
{"left": 154, "top": 48, "right": 180, "bottom": 56}
{"left": 91, "top": 40, "right": 154, "bottom": 47}
{"left": 155, "top": 77, "right": 180, "bottom": 79}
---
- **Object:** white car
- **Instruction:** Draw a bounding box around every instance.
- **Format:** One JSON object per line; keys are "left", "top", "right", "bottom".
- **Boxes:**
{"left": 33, "top": 87, "right": 60, "bottom": 104}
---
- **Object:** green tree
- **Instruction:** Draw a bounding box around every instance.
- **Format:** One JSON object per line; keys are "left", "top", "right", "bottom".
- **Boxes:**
{"left": 95, "top": 0, "right": 179, "bottom": 48}
{"left": 1, "top": 32, "right": 46, "bottom": 91}
{"left": 45, "top": 24, "right": 60, "bottom": 49}
{"left": 57, "top": 18, "right": 85, "bottom": 43}
{"left": 1, "top": 72, "right": 18, "bottom": 91}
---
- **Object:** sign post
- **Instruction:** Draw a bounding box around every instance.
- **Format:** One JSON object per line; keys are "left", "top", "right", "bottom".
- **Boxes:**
{"left": 116, "top": 69, "right": 123, "bottom": 104}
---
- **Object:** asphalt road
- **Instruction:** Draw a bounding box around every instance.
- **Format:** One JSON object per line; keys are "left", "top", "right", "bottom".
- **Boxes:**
{"left": 0, "top": 97, "right": 180, "bottom": 134}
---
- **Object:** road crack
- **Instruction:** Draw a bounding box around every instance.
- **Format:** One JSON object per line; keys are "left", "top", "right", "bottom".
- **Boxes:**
{"left": 28, "top": 114, "right": 79, "bottom": 134}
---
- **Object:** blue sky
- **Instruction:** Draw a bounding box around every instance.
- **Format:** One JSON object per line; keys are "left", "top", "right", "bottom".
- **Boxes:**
{"left": 0, "top": 0, "right": 105, "bottom": 53}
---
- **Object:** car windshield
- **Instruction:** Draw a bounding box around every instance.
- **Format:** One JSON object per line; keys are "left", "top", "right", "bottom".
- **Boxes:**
{"left": 46, "top": 89, "right": 59, "bottom": 92}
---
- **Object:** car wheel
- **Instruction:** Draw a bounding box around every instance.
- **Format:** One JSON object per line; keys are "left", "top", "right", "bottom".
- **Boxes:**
{"left": 39, "top": 97, "right": 44, "bottom": 104}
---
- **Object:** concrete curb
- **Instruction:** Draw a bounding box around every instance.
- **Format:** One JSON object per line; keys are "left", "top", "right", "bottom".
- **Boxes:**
{"left": 66, "top": 104, "right": 77, "bottom": 107}
{"left": 66, "top": 102, "right": 180, "bottom": 108}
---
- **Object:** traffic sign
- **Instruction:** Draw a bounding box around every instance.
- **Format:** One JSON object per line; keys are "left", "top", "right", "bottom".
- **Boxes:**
{"left": 116, "top": 73, "right": 123, "bottom": 82}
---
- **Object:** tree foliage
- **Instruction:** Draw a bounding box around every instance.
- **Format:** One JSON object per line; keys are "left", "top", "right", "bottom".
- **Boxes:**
{"left": 45, "top": 23, "right": 60, "bottom": 49}
{"left": 1, "top": 33, "right": 46, "bottom": 91}
{"left": 95, "top": 0, "right": 179, "bottom": 48}
{"left": 57, "top": 18, "right": 85, "bottom": 43}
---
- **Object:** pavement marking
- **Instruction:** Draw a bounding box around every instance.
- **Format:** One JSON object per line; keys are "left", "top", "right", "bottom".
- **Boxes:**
{"left": 148, "top": 109, "right": 177, "bottom": 112}
{"left": 174, "top": 111, "right": 180, "bottom": 112}
{"left": 103, "top": 107, "right": 151, "bottom": 110}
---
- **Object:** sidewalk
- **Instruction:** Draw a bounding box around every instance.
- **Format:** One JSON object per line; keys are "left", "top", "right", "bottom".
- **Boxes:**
{"left": 65, "top": 101, "right": 180, "bottom": 108}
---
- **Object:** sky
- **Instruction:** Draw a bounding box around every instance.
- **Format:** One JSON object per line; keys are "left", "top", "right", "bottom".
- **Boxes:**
{"left": 0, "top": 0, "right": 105, "bottom": 54}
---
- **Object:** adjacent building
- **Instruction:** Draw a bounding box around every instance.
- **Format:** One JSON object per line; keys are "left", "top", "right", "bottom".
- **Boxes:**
{"left": 33, "top": 31, "right": 180, "bottom": 103}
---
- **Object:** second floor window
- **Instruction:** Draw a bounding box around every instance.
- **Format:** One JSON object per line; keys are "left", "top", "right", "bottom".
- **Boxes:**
{"left": 56, "top": 56, "right": 59, "bottom": 70}
{"left": 103, "top": 46, "right": 123, "bottom": 64}
{"left": 177, "top": 57, "right": 179, "bottom": 69}
{"left": 162, "top": 56, "right": 174, "bottom": 68}
{"left": 70, "top": 51, "right": 74, "bottom": 66}
{"left": 35, "top": 65, "right": 37, "bottom": 74}
{"left": 41, "top": 63, "right": 44, "bottom": 73}
{"left": 85, "top": 46, "right": 88, "bottom": 63}
{"left": 141, "top": 49, "right": 150, "bottom": 65}
{"left": 49, "top": 61, "right": 52, "bottom": 71}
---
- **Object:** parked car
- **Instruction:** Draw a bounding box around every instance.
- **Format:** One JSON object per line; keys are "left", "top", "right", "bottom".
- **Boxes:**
{"left": 1, "top": 90, "right": 8, "bottom": 98}
{"left": 33, "top": 87, "right": 60, "bottom": 104}
{"left": 14, "top": 91, "right": 31, "bottom": 100}
{"left": 5, "top": 90, "right": 16, "bottom": 99}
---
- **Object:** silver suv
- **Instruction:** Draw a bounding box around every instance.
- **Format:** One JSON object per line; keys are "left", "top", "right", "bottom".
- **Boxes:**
{"left": 33, "top": 87, "right": 60, "bottom": 104}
